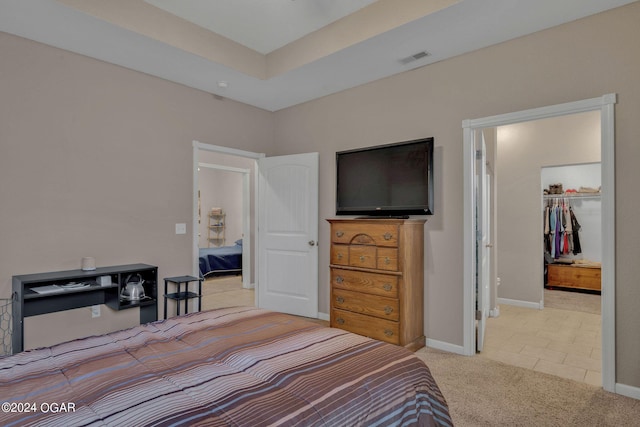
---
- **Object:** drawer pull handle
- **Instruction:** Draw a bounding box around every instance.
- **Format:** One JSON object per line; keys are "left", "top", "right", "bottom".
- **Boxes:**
{"left": 384, "top": 257, "right": 390, "bottom": 264}
{"left": 384, "top": 306, "right": 393, "bottom": 315}
{"left": 337, "top": 253, "right": 343, "bottom": 259}
{"left": 383, "top": 232, "right": 393, "bottom": 240}
{"left": 336, "top": 318, "right": 345, "bottom": 325}
{"left": 336, "top": 231, "right": 344, "bottom": 237}
{"left": 336, "top": 276, "right": 344, "bottom": 284}
{"left": 359, "top": 255, "right": 365, "bottom": 262}
{"left": 336, "top": 296, "right": 345, "bottom": 304}
{"left": 384, "top": 329, "right": 394, "bottom": 337}
{"left": 383, "top": 283, "right": 392, "bottom": 291}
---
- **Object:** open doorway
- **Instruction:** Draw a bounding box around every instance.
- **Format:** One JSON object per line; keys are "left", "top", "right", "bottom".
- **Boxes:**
{"left": 192, "top": 142, "right": 320, "bottom": 318}
{"left": 486, "top": 113, "right": 603, "bottom": 386}
{"left": 463, "top": 94, "right": 616, "bottom": 392}
{"left": 198, "top": 162, "right": 254, "bottom": 310}
{"left": 193, "top": 141, "right": 263, "bottom": 310}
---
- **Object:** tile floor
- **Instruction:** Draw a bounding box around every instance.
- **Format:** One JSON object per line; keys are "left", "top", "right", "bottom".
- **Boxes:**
{"left": 201, "top": 276, "right": 255, "bottom": 311}
{"left": 480, "top": 303, "right": 602, "bottom": 386}
{"left": 200, "top": 277, "right": 329, "bottom": 326}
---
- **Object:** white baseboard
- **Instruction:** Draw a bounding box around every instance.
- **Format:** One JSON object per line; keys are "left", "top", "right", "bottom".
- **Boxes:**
{"left": 426, "top": 338, "right": 466, "bottom": 355}
{"left": 497, "top": 297, "right": 542, "bottom": 310}
{"left": 616, "top": 383, "right": 640, "bottom": 400}
{"left": 317, "top": 312, "right": 329, "bottom": 321}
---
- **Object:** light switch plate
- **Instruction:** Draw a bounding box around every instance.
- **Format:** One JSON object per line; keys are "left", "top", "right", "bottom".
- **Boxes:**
{"left": 175, "top": 223, "right": 187, "bottom": 234}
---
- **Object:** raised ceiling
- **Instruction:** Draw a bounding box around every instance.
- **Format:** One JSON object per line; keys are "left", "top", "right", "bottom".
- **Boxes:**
{"left": 1, "top": 0, "right": 636, "bottom": 111}
{"left": 145, "top": 0, "right": 379, "bottom": 54}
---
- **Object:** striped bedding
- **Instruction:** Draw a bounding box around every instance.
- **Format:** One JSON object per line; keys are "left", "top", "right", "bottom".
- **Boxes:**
{"left": 0, "top": 307, "right": 452, "bottom": 426}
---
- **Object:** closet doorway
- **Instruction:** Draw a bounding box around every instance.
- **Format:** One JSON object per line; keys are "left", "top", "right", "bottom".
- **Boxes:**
{"left": 542, "top": 163, "right": 602, "bottom": 298}
{"left": 462, "top": 94, "right": 616, "bottom": 392}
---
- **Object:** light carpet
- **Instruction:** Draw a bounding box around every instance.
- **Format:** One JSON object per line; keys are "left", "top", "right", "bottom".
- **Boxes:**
{"left": 417, "top": 347, "right": 639, "bottom": 426}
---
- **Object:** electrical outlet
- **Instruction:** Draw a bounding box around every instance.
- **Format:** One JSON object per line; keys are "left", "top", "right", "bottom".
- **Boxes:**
{"left": 91, "top": 305, "right": 100, "bottom": 318}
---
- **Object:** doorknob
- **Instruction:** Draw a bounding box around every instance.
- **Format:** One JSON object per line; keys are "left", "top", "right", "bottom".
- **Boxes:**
{"left": 308, "top": 240, "right": 317, "bottom": 246}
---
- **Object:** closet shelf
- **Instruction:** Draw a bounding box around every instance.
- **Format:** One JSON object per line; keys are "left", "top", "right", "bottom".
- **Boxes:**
{"left": 543, "top": 193, "right": 601, "bottom": 200}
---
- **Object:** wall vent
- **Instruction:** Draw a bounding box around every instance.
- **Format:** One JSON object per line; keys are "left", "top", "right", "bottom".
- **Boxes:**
{"left": 399, "top": 51, "right": 430, "bottom": 65}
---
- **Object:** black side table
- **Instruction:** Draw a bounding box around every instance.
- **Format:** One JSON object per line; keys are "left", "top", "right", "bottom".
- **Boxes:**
{"left": 163, "top": 275, "right": 202, "bottom": 319}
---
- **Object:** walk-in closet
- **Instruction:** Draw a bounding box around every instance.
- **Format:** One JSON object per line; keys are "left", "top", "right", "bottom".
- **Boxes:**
{"left": 542, "top": 163, "right": 602, "bottom": 294}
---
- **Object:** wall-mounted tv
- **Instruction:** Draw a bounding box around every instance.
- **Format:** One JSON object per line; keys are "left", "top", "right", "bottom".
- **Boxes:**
{"left": 336, "top": 137, "right": 434, "bottom": 216}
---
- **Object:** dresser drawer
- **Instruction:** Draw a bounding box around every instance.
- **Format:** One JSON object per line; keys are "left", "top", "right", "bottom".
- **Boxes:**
{"left": 331, "top": 268, "right": 398, "bottom": 298}
{"left": 330, "top": 244, "right": 349, "bottom": 266}
{"left": 344, "top": 246, "right": 398, "bottom": 271}
{"left": 331, "top": 309, "right": 400, "bottom": 345}
{"left": 376, "top": 247, "right": 398, "bottom": 271}
{"left": 330, "top": 223, "right": 399, "bottom": 247}
{"left": 348, "top": 245, "right": 377, "bottom": 269}
{"left": 332, "top": 288, "right": 399, "bottom": 321}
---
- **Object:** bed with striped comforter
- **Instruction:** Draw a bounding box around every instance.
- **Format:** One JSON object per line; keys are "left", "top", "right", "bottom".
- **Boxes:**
{"left": 0, "top": 306, "right": 452, "bottom": 426}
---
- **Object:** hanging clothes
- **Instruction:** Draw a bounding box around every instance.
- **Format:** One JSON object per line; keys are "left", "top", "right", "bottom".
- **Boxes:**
{"left": 560, "top": 202, "right": 566, "bottom": 254}
{"left": 544, "top": 204, "right": 551, "bottom": 255}
{"left": 563, "top": 200, "right": 574, "bottom": 254}
{"left": 554, "top": 203, "right": 562, "bottom": 258}
{"left": 543, "top": 196, "right": 583, "bottom": 259}
{"left": 549, "top": 202, "right": 556, "bottom": 258}
{"left": 570, "top": 206, "right": 582, "bottom": 255}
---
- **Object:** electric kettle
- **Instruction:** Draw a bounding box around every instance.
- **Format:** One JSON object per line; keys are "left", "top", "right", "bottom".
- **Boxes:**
{"left": 120, "top": 273, "right": 145, "bottom": 301}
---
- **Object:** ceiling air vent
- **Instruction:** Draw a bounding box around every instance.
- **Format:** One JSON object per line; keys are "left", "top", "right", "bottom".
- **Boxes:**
{"left": 399, "top": 51, "right": 430, "bottom": 65}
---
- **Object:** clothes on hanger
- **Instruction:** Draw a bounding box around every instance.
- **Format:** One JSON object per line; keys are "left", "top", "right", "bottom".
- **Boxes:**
{"left": 543, "top": 197, "right": 582, "bottom": 259}
{"left": 570, "top": 205, "right": 582, "bottom": 255}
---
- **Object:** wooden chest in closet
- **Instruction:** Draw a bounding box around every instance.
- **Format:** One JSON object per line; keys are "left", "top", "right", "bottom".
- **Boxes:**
{"left": 547, "top": 264, "right": 601, "bottom": 292}
{"left": 327, "top": 218, "right": 426, "bottom": 351}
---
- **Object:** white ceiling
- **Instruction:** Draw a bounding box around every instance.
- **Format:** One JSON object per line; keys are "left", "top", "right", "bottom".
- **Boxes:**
{"left": 144, "top": 0, "right": 378, "bottom": 54}
{"left": 1, "top": 0, "right": 636, "bottom": 111}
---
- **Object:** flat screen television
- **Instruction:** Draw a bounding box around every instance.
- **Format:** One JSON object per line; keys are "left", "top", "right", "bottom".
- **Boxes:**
{"left": 336, "top": 137, "right": 434, "bottom": 216}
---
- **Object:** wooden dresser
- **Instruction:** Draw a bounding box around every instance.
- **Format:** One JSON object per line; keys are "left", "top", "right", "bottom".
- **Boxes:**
{"left": 327, "top": 218, "right": 426, "bottom": 351}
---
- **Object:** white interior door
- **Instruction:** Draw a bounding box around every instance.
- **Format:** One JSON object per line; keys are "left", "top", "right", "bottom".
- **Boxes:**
{"left": 476, "top": 131, "right": 490, "bottom": 352}
{"left": 257, "top": 152, "right": 319, "bottom": 318}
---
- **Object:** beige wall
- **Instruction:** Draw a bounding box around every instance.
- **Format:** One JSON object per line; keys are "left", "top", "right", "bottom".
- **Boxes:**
{"left": 2, "top": 2, "right": 640, "bottom": 389}
{"left": 273, "top": 3, "right": 640, "bottom": 387}
{"left": 496, "top": 112, "right": 601, "bottom": 304}
{"left": 0, "top": 31, "right": 274, "bottom": 348}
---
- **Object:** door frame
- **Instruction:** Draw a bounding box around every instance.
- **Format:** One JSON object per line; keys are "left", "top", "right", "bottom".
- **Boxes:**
{"left": 462, "top": 94, "right": 616, "bottom": 392}
{"left": 192, "top": 141, "right": 265, "bottom": 291}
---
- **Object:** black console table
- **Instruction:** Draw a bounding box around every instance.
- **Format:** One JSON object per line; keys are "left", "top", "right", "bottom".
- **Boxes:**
{"left": 12, "top": 264, "right": 157, "bottom": 354}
